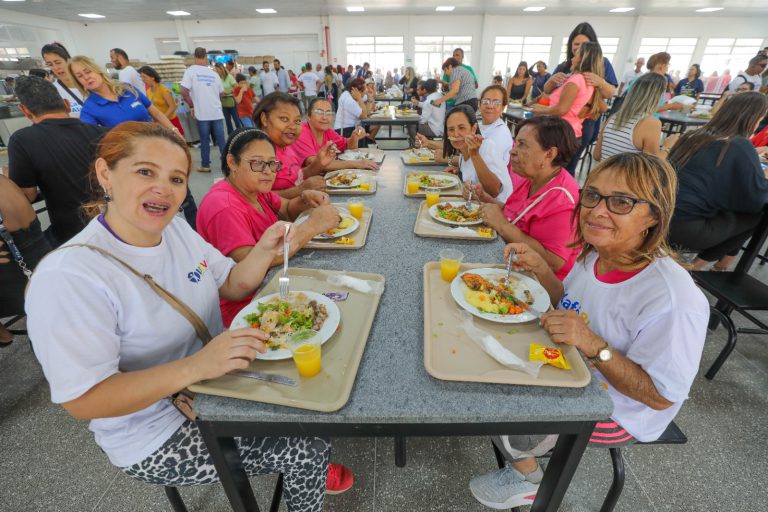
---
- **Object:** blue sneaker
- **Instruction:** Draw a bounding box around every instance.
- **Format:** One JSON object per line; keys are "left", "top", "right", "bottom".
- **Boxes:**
{"left": 469, "top": 465, "right": 539, "bottom": 509}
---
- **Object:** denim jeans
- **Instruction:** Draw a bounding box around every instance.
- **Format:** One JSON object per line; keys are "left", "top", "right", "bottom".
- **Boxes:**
{"left": 240, "top": 116, "right": 255, "bottom": 128}
{"left": 196, "top": 119, "right": 226, "bottom": 169}
{"left": 222, "top": 106, "right": 243, "bottom": 134}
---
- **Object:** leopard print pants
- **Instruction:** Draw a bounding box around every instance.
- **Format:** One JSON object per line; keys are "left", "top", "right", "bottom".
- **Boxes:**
{"left": 122, "top": 420, "right": 329, "bottom": 512}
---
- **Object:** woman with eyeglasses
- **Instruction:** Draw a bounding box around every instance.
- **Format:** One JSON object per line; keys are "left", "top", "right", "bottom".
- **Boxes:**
{"left": 477, "top": 85, "right": 514, "bottom": 168}
{"left": 293, "top": 97, "right": 378, "bottom": 176}
{"left": 469, "top": 152, "right": 708, "bottom": 509}
{"left": 197, "top": 128, "right": 340, "bottom": 327}
{"left": 253, "top": 92, "right": 334, "bottom": 199}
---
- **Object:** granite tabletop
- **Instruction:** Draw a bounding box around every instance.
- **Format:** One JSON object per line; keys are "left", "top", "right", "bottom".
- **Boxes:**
{"left": 658, "top": 110, "right": 708, "bottom": 125}
{"left": 195, "top": 153, "right": 613, "bottom": 424}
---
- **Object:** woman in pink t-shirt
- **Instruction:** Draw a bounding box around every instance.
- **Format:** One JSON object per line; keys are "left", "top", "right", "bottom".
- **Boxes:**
{"left": 531, "top": 42, "right": 604, "bottom": 139}
{"left": 294, "top": 98, "right": 380, "bottom": 176}
{"left": 472, "top": 116, "right": 581, "bottom": 280}
{"left": 197, "top": 128, "right": 341, "bottom": 326}
{"left": 253, "top": 92, "right": 335, "bottom": 198}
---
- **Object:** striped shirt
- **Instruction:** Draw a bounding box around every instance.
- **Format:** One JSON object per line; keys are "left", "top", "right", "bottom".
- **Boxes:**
{"left": 601, "top": 114, "right": 643, "bottom": 159}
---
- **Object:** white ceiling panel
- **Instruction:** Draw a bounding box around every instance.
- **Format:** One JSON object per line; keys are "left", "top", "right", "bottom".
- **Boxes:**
{"left": 0, "top": 0, "right": 767, "bottom": 22}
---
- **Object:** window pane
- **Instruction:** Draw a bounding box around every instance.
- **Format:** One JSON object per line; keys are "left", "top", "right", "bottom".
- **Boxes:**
{"left": 347, "top": 37, "right": 373, "bottom": 45}
{"left": 376, "top": 36, "right": 403, "bottom": 45}
{"left": 707, "top": 38, "right": 735, "bottom": 46}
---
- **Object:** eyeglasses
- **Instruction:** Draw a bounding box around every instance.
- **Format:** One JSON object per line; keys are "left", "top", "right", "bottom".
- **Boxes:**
{"left": 481, "top": 99, "right": 502, "bottom": 107}
{"left": 247, "top": 159, "right": 282, "bottom": 174}
{"left": 580, "top": 189, "right": 649, "bottom": 215}
{"left": 312, "top": 108, "right": 334, "bottom": 117}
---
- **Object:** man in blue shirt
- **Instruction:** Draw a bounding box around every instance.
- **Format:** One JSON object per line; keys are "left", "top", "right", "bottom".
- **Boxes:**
{"left": 273, "top": 59, "right": 290, "bottom": 92}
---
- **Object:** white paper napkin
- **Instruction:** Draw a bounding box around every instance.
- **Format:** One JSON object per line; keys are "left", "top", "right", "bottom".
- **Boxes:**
{"left": 327, "top": 274, "right": 384, "bottom": 295}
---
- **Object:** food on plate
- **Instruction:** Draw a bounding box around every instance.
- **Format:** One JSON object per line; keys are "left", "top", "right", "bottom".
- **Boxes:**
{"left": 327, "top": 173, "right": 359, "bottom": 187}
{"left": 434, "top": 202, "right": 481, "bottom": 223}
{"left": 242, "top": 292, "right": 329, "bottom": 350}
{"left": 334, "top": 236, "right": 355, "bottom": 245}
{"left": 529, "top": 343, "right": 571, "bottom": 370}
{"left": 325, "top": 216, "right": 355, "bottom": 236}
{"left": 403, "top": 148, "right": 435, "bottom": 162}
{"left": 460, "top": 272, "right": 534, "bottom": 315}
{"left": 413, "top": 173, "right": 454, "bottom": 188}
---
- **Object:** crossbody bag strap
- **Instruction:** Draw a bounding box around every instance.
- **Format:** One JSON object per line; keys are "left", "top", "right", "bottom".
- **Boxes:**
{"left": 57, "top": 80, "right": 84, "bottom": 106}
{"left": 66, "top": 244, "right": 213, "bottom": 344}
{"left": 0, "top": 208, "right": 33, "bottom": 279}
{"left": 509, "top": 186, "right": 575, "bottom": 226}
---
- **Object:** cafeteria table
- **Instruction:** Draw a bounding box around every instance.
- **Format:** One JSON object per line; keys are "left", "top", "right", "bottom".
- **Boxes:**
{"left": 502, "top": 107, "right": 532, "bottom": 136}
{"left": 361, "top": 114, "right": 420, "bottom": 147}
{"left": 195, "top": 153, "right": 613, "bottom": 512}
{"left": 658, "top": 111, "right": 708, "bottom": 135}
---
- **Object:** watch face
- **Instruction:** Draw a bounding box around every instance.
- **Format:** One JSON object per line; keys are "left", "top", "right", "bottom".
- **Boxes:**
{"left": 598, "top": 348, "right": 612, "bottom": 361}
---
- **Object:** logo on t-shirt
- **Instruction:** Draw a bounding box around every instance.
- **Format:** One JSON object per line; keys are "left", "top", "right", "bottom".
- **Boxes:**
{"left": 187, "top": 259, "right": 209, "bottom": 283}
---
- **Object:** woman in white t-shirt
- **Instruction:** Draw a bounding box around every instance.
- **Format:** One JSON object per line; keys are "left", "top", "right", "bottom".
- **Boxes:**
{"left": 41, "top": 42, "right": 84, "bottom": 117}
{"left": 333, "top": 77, "right": 370, "bottom": 141}
{"left": 442, "top": 104, "right": 513, "bottom": 202}
{"left": 25, "top": 122, "right": 332, "bottom": 511}
{"left": 477, "top": 84, "right": 514, "bottom": 168}
{"left": 468, "top": 153, "right": 709, "bottom": 510}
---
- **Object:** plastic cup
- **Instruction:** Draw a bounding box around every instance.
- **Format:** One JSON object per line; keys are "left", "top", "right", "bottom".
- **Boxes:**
{"left": 425, "top": 187, "right": 440, "bottom": 208}
{"left": 289, "top": 331, "right": 322, "bottom": 378}
{"left": 407, "top": 176, "right": 420, "bottom": 194}
{"left": 439, "top": 248, "right": 464, "bottom": 282}
{"left": 348, "top": 200, "right": 364, "bottom": 220}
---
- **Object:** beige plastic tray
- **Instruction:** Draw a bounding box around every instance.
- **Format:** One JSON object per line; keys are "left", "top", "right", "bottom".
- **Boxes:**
{"left": 414, "top": 201, "right": 497, "bottom": 241}
{"left": 403, "top": 170, "right": 463, "bottom": 197}
{"left": 400, "top": 151, "right": 443, "bottom": 167}
{"left": 189, "top": 268, "right": 384, "bottom": 412}
{"left": 423, "top": 262, "right": 592, "bottom": 388}
{"left": 299, "top": 205, "right": 372, "bottom": 250}
{"left": 325, "top": 169, "right": 377, "bottom": 196}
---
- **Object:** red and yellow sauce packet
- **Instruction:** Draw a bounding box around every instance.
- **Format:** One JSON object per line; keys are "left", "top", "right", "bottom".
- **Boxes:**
{"left": 529, "top": 343, "right": 571, "bottom": 370}
{"left": 334, "top": 236, "right": 355, "bottom": 245}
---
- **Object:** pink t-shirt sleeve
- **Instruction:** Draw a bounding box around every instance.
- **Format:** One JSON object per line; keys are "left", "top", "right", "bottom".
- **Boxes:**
{"left": 293, "top": 123, "right": 317, "bottom": 166}
{"left": 200, "top": 206, "right": 258, "bottom": 257}
{"left": 273, "top": 145, "right": 301, "bottom": 191}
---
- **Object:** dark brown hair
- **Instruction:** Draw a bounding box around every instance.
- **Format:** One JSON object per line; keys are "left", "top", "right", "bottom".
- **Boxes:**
{"left": 480, "top": 84, "right": 509, "bottom": 107}
{"left": 252, "top": 91, "right": 301, "bottom": 128}
{"left": 647, "top": 52, "right": 671, "bottom": 71}
{"left": 516, "top": 116, "right": 579, "bottom": 168}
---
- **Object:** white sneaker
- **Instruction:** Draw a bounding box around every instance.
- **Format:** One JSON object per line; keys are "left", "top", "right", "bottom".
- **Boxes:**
{"left": 469, "top": 465, "right": 539, "bottom": 509}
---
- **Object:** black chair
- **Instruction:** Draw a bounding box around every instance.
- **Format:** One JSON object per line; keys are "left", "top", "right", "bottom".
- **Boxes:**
{"left": 691, "top": 271, "right": 768, "bottom": 379}
{"left": 491, "top": 422, "right": 687, "bottom": 512}
{"left": 164, "top": 473, "right": 283, "bottom": 512}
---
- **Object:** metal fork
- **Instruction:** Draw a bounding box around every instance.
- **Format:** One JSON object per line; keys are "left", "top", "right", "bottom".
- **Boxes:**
{"left": 279, "top": 224, "right": 290, "bottom": 298}
{"left": 465, "top": 180, "right": 474, "bottom": 209}
{"left": 505, "top": 247, "right": 515, "bottom": 283}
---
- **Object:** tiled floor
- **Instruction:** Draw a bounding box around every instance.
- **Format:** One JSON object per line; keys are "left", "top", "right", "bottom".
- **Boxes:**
{"left": 1, "top": 142, "right": 766, "bottom": 511}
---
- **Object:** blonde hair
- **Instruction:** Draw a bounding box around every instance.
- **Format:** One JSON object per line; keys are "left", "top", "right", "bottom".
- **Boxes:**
{"left": 611, "top": 72, "right": 667, "bottom": 130}
{"left": 68, "top": 55, "right": 135, "bottom": 99}
{"left": 573, "top": 42, "right": 604, "bottom": 120}
{"left": 573, "top": 153, "right": 678, "bottom": 270}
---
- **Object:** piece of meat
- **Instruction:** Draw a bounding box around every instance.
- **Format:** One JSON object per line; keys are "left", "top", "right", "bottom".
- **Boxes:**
{"left": 461, "top": 273, "right": 493, "bottom": 292}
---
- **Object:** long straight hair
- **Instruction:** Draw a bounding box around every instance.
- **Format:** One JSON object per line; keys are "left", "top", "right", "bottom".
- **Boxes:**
{"left": 667, "top": 92, "right": 768, "bottom": 168}
{"left": 560, "top": 22, "right": 599, "bottom": 71}
{"left": 442, "top": 105, "right": 478, "bottom": 159}
{"left": 68, "top": 55, "right": 134, "bottom": 99}
{"left": 573, "top": 42, "right": 604, "bottom": 120}
{"left": 610, "top": 72, "right": 667, "bottom": 130}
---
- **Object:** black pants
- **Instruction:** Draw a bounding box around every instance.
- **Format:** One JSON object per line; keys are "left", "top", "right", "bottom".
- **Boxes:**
{"left": 565, "top": 117, "right": 600, "bottom": 176}
{"left": 342, "top": 127, "right": 368, "bottom": 148}
{"left": 0, "top": 218, "right": 51, "bottom": 317}
{"left": 668, "top": 211, "right": 763, "bottom": 262}
{"left": 455, "top": 97, "right": 479, "bottom": 111}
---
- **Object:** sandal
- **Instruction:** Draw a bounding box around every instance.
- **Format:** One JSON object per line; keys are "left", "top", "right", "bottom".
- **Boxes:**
{"left": 0, "top": 325, "right": 14, "bottom": 347}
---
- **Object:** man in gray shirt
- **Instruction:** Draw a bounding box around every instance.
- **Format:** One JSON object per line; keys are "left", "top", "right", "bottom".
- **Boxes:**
{"left": 273, "top": 58, "right": 290, "bottom": 92}
{"left": 432, "top": 58, "right": 478, "bottom": 110}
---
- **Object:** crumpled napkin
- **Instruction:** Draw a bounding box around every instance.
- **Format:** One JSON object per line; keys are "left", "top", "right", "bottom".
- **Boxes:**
{"left": 327, "top": 274, "right": 384, "bottom": 295}
{"left": 460, "top": 311, "right": 544, "bottom": 377}
{"left": 419, "top": 219, "right": 478, "bottom": 237}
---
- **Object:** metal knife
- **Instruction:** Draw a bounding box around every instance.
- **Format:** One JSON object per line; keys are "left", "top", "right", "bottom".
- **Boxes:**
{"left": 228, "top": 369, "right": 298, "bottom": 387}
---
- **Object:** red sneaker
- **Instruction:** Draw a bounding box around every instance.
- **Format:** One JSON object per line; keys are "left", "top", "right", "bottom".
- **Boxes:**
{"left": 326, "top": 463, "right": 354, "bottom": 495}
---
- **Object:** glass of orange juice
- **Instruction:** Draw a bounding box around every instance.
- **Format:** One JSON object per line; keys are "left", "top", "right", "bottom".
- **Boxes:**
{"left": 289, "top": 331, "right": 322, "bottom": 378}
{"left": 347, "top": 200, "right": 364, "bottom": 220}
{"left": 425, "top": 187, "right": 440, "bottom": 207}
{"left": 359, "top": 177, "right": 371, "bottom": 191}
{"left": 439, "top": 248, "right": 464, "bottom": 282}
{"left": 407, "top": 175, "right": 420, "bottom": 194}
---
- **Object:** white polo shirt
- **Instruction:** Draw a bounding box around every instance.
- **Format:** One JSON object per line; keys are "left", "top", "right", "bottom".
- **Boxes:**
{"left": 180, "top": 65, "right": 224, "bottom": 121}
{"left": 479, "top": 118, "right": 513, "bottom": 167}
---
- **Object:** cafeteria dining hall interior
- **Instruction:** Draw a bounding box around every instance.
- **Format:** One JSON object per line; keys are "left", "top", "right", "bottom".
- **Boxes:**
{"left": 1, "top": 0, "right": 768, "bottom": 511}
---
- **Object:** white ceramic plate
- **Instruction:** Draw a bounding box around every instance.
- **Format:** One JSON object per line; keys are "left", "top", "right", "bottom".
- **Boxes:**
{"left": 410, "top": 173, "right": 459, "bottom": 190}
{"left": 428, "top": 201, "right": 483, "bottom": 226}
{"left": 450, "top": 268, "right": 550, "bottom": 324}
{"left": 338, "top": 150, "right": 383, "bottom": 162}
{"left": 230, "top": 291, "right": 341, "bottom": 360}
{"left": 325, "top": 171, "right": 362, "bottom": 189}
{"left": 295, "top": 210, "right": 360, "bottom": 239}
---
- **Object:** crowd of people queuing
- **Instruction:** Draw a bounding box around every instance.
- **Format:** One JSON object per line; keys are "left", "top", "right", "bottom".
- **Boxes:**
{"left": 1, "top": 22, "right": 768, "bottom": 512}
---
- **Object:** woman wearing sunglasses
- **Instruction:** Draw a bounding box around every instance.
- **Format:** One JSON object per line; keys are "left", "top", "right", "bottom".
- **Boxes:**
{"left": 293, "top": 97, "right": 379, "bottom": 176}
{"left": 470, "top": 153, "right": 708, "bottom": 510}
{"left": 197, "top": 128, "right": 340, "bottom": 327}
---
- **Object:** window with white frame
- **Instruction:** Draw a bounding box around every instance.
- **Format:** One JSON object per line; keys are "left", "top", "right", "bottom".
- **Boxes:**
{"left": 559, "top": 37, "right": 620, "bottom": 67}
{"left": 346, "top": 36, "right": 404, "bottom": 75}
{"left": 699, "top": 38, "right": 764, "bottom": 76}
{"left": 414, "top": 36, "right": 472, "bottom": 77}
{"left": 493, "top": 36, "right": 552, "bottom": 77}
{"left": 0, "top": 46, "right": 30, "bottom": 62}
{"left": 637, "top": 38, "right": 697, "bottom": 78}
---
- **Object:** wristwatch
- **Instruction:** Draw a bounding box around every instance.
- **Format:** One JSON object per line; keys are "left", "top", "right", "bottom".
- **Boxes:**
{"left": 588, "top": 341, "right": 613, "bottom": 364}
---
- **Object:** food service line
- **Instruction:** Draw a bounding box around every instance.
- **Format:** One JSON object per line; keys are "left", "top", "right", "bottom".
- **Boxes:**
{"left": 194, "top": 150, "right": 613, "bottom": 512}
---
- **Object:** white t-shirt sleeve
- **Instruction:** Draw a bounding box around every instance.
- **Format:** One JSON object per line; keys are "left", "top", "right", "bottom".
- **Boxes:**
{"left": 26, "top": 267, "right": 122, "bottom": 404}
{"left": 180, "top": 69, "right": 192, "bottom": 90}
{"left": 625, "top": 307, "right": 708, "bottom": 404}
{"left": 479, "top": 138, "right": 513, "bottom": 201}
{"left": 192, "top": 223, "right": 236, "bottom": 288}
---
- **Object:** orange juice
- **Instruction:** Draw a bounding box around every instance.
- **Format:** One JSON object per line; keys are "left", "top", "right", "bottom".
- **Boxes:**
{"left": 348, "top": 202, "right": 364, "bottom": 219}
{"left": 292, "top": 344, "right": 322, "bottom": 377}
{"left": 407, "top": 179, "right": 420, "bottom": 194}
{"left": 359, "top": 181, "right": 370, "bottom": 191}
{"left": 440, "top": 259, "right": 461, "bottom": 281}
{"left": 425, "top": 190, "right": 440, "bottom": 207}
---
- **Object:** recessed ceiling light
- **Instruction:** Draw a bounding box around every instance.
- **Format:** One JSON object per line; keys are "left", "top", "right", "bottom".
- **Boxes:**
{"left": 523, "top": 7, "right": 546, "bottom": 12}
{"left": 255, "top": 8, "right": 277, "bottom": 14}
{"left": 610, "top": 7, "right": 635, "bottom": 13}
{"left": 696, "top": 7, "right": 724, "bottom": 12}
{"left": 347, "top": 6, "right": 365, "bottom": 12}
{"left": 436, "top": 6, "right": 455, "bottom": 11}
{"left": 166, "top": 11, "right": 191, "bottom": 16}
{"left": 78, "top": 13, "right": 105, "bottom": 19}
{"left": 3, "top": 1, "right": 28, "bottom": 3}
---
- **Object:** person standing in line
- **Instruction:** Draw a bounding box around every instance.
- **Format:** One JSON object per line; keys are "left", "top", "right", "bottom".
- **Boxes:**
{"left": 274, "top": 59, "right": 290, "bottom": 92}
{"left": 618, "top": 57, "right": 645, "bottom": 96}
{"left": 214, "top": 62, "right": 242, "bottom": 135}
{"left": 432, "top": 58, "right": 478, "bottom": 111}
{"left": 233, "top": 74, "right": 256, "bottom": 128}
{"left": 41, "top": 42, "right": 84, "bottom": 117}
{"left": 180, "top": 47, "right": 226, "bottom": 173}
{"left": 299, "top": 63, "right": 321, "bottom": 114}
{"left": 109, "top": 48, "right": 144, "bottom": 93}
{"left": 261, "top": 60, "right": 279, "bottom": 96}
{"left": 247, "top": 66, "right": 263, "bottom": 100}
{"left": 139, "top": 65, "right": 184, "bottom": 135}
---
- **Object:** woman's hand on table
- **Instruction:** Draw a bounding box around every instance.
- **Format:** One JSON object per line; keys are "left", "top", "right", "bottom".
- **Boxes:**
{"left": 300, "top": 175, "right": 326, "bottom": 192}
{"left": 503, "top": 242, "right": 549, "bottom": 277}
{"left": 188, "top": 328, "right": 268, "bottom": 380}
{"left": 479, "top": 203, "right": 507, "bottom": 230}
{"left": 355, "top": 159, "right": 379, "bottom": 171}
{"left": 301, "top": 189, "right": 331, "bottom": 208}
{"left": 540, "top": 309, "right": 604, "bottom": 357}
{"left": 443, "top": 166, "right": 459, "bottom": 175}
{"left": 308, "top": 204, "right": 342, "bottom": 233}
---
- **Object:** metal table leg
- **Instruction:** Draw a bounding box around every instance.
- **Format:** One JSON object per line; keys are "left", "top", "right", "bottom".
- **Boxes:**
{"left": 394, "top": 436, "right": 407, "bottom": 467}
{"left": 198, "top": 421, "right": 261, "bottom": 512}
